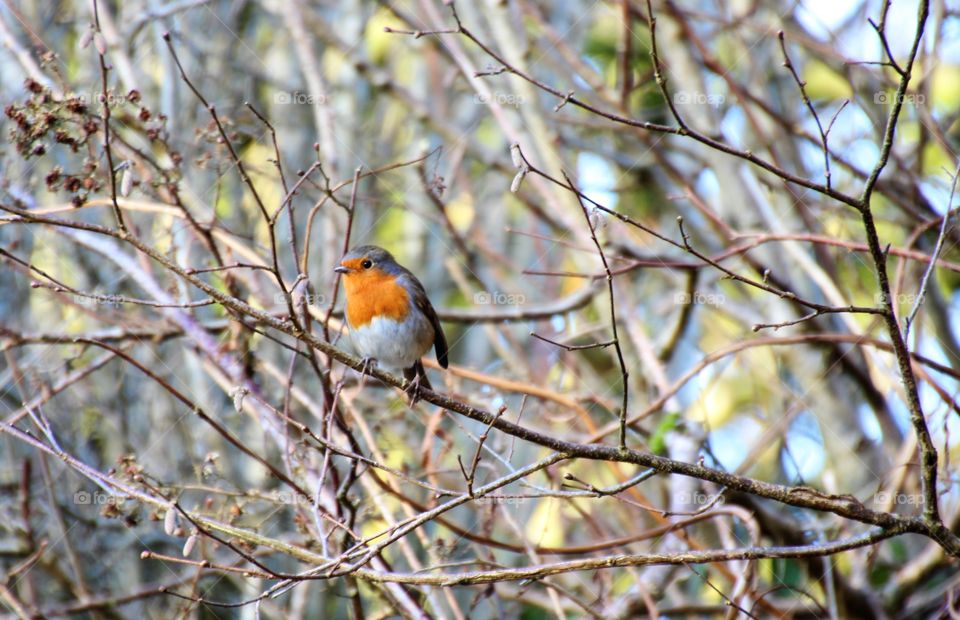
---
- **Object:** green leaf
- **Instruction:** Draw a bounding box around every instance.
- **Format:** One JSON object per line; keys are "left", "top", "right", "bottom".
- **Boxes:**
{"left": 649, "top": 411, "right": 681, "bottom": 455}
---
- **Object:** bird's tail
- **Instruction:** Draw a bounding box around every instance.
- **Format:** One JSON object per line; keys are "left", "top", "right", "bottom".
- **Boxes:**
{"left": 403, "top": 360, "right": 433, "bottom": 391}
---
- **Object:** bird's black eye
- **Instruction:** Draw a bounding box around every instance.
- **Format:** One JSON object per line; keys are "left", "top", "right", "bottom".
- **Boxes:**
{"left": 361, "top": 259, "right": 373, "bottom": 269}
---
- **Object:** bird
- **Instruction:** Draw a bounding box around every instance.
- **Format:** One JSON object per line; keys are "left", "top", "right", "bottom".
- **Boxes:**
{"left": 335, "top": 245, "right": 448, "bottom": 401}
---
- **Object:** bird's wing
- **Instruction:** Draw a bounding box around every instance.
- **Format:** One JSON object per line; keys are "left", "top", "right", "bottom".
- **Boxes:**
{"left": 405, "top": 272, "right": 448, "bottom": 368}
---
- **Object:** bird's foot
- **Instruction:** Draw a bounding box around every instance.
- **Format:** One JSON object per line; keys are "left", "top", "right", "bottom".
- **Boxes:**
{"left": 404, "top": 373, "right": 427, "bottom": 406}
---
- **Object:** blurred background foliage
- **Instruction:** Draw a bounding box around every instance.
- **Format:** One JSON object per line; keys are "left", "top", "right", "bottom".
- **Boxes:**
{"left": 1, "top": 0, "right": 960, "bottom": 618}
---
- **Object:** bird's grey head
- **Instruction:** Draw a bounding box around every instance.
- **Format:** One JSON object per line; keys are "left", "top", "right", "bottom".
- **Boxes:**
{"left": 335, "top": 245, "right": 398, "bottom": 274}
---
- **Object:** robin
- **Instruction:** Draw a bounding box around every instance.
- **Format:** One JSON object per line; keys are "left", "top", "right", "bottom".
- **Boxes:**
{"left": 335, "top": 245, "right": 448, "bottom": 400}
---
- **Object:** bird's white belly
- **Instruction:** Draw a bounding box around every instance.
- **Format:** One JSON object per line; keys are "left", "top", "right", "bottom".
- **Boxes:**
{"left": 349, "top": 314, "right": 433, "bottom": 371}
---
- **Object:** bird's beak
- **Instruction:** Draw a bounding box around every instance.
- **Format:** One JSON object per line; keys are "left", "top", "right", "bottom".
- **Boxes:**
{"left": 334, "top": 265, "right": 350, "bottom": 274}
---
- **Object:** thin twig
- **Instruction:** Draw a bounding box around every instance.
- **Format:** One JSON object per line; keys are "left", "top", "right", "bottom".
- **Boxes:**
{"left": 904, "top": 163, "right": 960, "bottom": 338}
{"left": 777, "top": 31, "right": 840, "bottom": 191}
{"left": 92, "top": 0, "right": 128, "bottom": 233}
{"left": 856, "top": 0, "right": 941, "bottom": 525}
{"left": 562, "top": 169, "right": 630, "bottom": 449}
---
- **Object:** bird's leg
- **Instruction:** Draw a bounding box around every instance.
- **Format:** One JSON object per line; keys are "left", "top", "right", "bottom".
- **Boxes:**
{"left": 403, "top": 361, "right": 433, "bottom": 406}
{"left": 358, "top": 357, "right": 376, "bottom": 390}
{"left": 404, "top": 372, "right": 425, "bottom": 406}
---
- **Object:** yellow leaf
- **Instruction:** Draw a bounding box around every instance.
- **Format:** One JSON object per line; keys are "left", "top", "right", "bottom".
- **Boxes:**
{"left": 524, "top": 497, "right": 564, "bottom": 548}
{"left": 240, "top": 141, "right": 283, "bottom": 246}
{"left": 321, "top": 47, "right": 347, "bottom": 82}
{"left": 365, "top": 9, "right": 407, "bottom": 65}
{"left": 923, "top": 140, "right": 953, "bottom": 176}
{"left": 687, "top": 380, "right": 735, "bottom": 427}
{"left": 445, "top": 193, "right": 475, "bottom": 233}
{"left": 930, "top": 65, "right": 960, "bottom": 111}
{"left": 802, "top": 60, "right": 853, "bottom": 101}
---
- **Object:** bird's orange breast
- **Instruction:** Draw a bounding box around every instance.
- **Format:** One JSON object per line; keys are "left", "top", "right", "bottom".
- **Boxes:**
{"left": 343, "top": 270, "right": 410, "bottom": 328}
